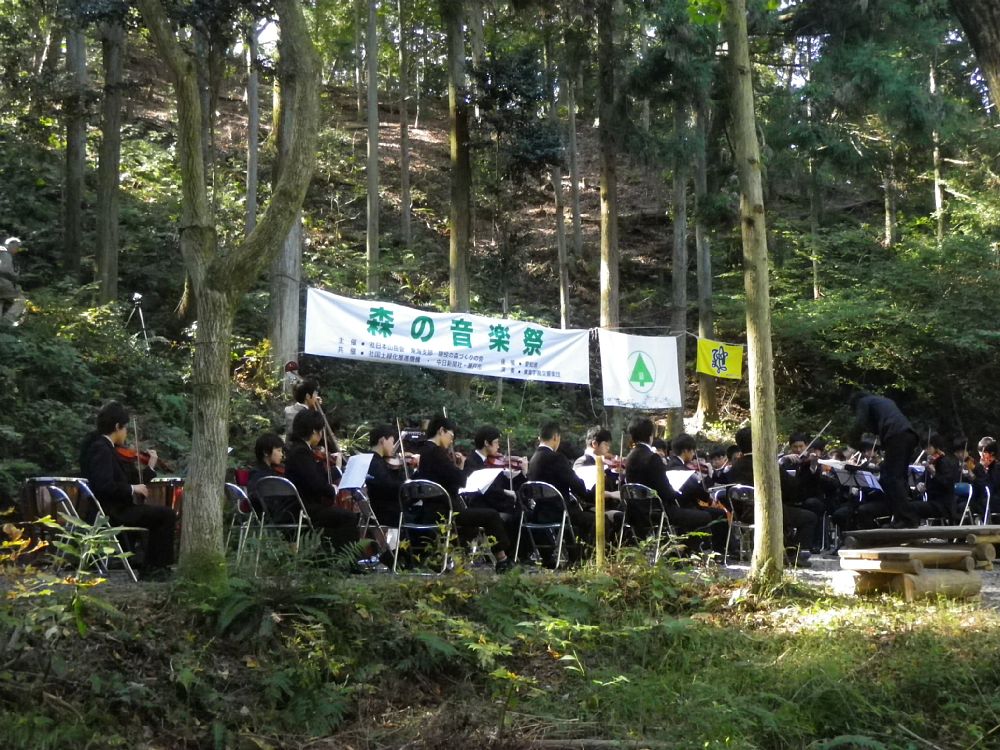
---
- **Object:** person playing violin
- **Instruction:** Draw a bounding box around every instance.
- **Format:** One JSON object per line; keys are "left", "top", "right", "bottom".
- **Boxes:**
{"left": 414, "top": 416, "right": 514, "bottom": 572}
{"left": 247, "top": 432, "right": 285, "bottom": 514}
{"left": 364, "top": 423, "right": 406, "bottom": 526}
{"left": 283, "top": 409, "right": 359, "bottom": 551}
{"left": 79, "top": 401, "right": 176, "bottom": 575}
{"left": 573, "top": 426, "right": 621, "bottom": 492}
{"left": 910, "top": 432, "right": 961, "bottom": 523}
{"left": 284, "top": 379, "right": 342, "bottom": 476}
{"left": 526, "top": 422, "right": 598, "bottom": 545}
{"left": 463, "top": 425, "right": 521, "bottom": 514}
{"left": 782, "top": 432, "right": 835, "bottom": 551}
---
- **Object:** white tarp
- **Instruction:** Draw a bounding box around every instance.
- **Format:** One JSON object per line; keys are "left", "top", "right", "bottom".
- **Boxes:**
{"left": 597, "top": 329, "right": 681, "bottom": 408}
{"left": 305, "top": 288, "right": 591, "bottom": 384}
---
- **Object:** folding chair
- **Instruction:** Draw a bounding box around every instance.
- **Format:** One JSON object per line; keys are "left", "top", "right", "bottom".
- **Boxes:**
{"left": 515, "top": 481, "right": 575, "bottom": 569}
{"left": 253, "top": 476, "right": 313, "bottom": 553}
{"left": 23, "top": 477, "right": 139, "bottom": 582}
{"left": 224, "top": 483, "right": 259, "bottom": 565}
{"left": 617, "top": 482, "right": 672, "bottom": 563}
{"left": 718, "top": 484, "right": 755, "bottom": 564}
{"left": 348, "top": 487, "right": 393, "bottom": 563}
{"left": 395, "top": 479, "right": 457, "bottom": 574}
{"left": 956, "top": 482, "right": 975, "bottom": 525}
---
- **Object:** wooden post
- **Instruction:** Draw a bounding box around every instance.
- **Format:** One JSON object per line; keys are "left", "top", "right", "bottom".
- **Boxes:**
{"left": 595, "top": 455, "right": 605, "bottom": 567}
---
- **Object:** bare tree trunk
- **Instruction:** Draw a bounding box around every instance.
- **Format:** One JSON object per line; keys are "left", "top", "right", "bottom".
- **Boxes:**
{"left": 950, "top": 0, "right": 1000, "bottom": 109}
{"left": 96, "top": 21, "right": 125, "bottom": 304}
{"left": 546, "top": 32, "right": 570, "bottom": 329}
{"left": 725, "top": 0, "right": 783, "bottom": 586}
{"left": 64, "top": 27, "right": 87, "bottom": 280}
{"left": 930, "top": 61, "right": 945, "bottom": 245}
{"left": 414, "top": 49, "right": 423, "bottom": 128}
{"left": 809, "top": 157, "right": 821, "bottom": 298}
{"left": 597, "top": 0, "right": 619, "bottom": 329}
{"left": 567, "top": 79, "right": 583, "bottom": 260}
{"left": 136, "top": 0, "right": 319, "bottom": 582}
{"left": 694, "top": 89, "right": 717, "bottom": 424}
{"left": 444, "top": 0, "right": 470, "bottom": 315}
{"left": 366, "top": 0, "right": 380, "bottom": 293}
{"left": 354, "top": 0, "right": 364, "bottom": 118}
{"left": 639, "top": 29, "right": 650, "bottom": 132}
{"left": 398, "top": 0, "right": 411, "bottom": 247}
{"left": 668, "top": 104, "right": 689, "bottom": 437}
{"left": 40, "top": 25, "right": 63, "bottom": 76}
{"left": 883, "top": 158, "right": 898, "bottom": 248}
{"left": 468, "top": 0, "right": 483, "bottom": 122}
{"left": 246, "top": 23, "right": 260, "bottom": 235}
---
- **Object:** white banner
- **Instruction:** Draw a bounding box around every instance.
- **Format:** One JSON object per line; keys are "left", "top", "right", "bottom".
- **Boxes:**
{"left": 304, "top": 288, "right": 591, "bottom": 385}
{"left": 597, "top": 329, "right": 681, "bottom": 409}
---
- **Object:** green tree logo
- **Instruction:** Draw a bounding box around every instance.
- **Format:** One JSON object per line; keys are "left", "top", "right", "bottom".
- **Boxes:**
{"left": 627, "top": 351, "right": 656, "bottom": 394}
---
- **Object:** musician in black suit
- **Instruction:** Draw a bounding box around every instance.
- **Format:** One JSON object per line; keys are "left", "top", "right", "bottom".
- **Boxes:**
{"left": 525, "top": 422, "right": 597, "bottom": 540}
{"left": 414, "top": 416, "right": 513, "bottom": 571}
{"left": 247, "top": 432, "right": 285, "bottom": 514}
{"left": 573, "top": 426, "right": 621, "bottom": 493}
{"left": 364, "top": 423, "right": 406, "bottom": 526}
{"left": 284, "top": 409, "right": 359, "bottom": 550}
{"left": 79, "top": 401, "right": 176, "bottom": 573}
{"left": 725, "top": 426, "right": 818, "bottom": 562}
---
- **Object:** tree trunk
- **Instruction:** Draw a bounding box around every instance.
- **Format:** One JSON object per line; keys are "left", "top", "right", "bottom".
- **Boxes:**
{"left": 468, "top": 0, "right": 484, "bottom": 122}
{"left": 725, "top": 0, "right": 783, "bottom": 586}
{"left": 567, "top": 78, "right": 583, "bottom": 260}
{"left": 950, "top": 0, "right": 1000, "bottom": 108}
{"left": 640, "top": 29, "right": 650, "bottom": 132}
{"left": 246, "top": 23, "right": 260, "bottom": 236}
{"left": 883, "top": 158, "right": 897, "bottom": 248}
{"left": 668, "top": 104, "right": 689, "bottom": 437}
{"left": 597, "top": 0, "right": 619, "bottom": 329}
{"left": 136, "top": 0, "right": 319, "bottom": 582}
{"left": 930, "top": 61, "right": 945, "bottom": 245}
{"left": 546, "top": 32, "right": 570, "bottom": 329}
{"left": 366, "top": 0, "right": 380, "bottom": 293}
{"left": 355, "top": 0, "right": 364, "bottom": 119}
{"left": 809, "top": 156, "right": 821, "bottom": 299}
{"left": 96, "top": 21, "right": 125, "bottom": 304}
{"left": 443, "top": 0, "right": 470, "bottom": 314}
{"left": 398, "top": 0, "right": 411, "bottom": 247}
{"left": 694, "top": 89, "right": 717, "bottom": 424}
{"left": 64, "top": 27, "right": 87, "bottom": 280}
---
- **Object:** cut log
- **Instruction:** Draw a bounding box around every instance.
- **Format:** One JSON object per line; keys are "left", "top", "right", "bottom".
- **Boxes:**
{"left": 965, "top": 534, "right": 1000, "bottom": 545}
{"left": 913, "top": 543, "right": 997, "bottom": 562}
{"left": 890, "top": 569, "right": 981, "bottom": 602}
{"left": 838, "top": 546, "right": 975, "bottom": 569}
{"left": 843, "top": 525, "right": 1000, "bottom": 547}
{"left": 839, "top": 558, "right": 924, "bottom": 574}
{"left": 834, "top": 570, "right": 895, "bottom": 596}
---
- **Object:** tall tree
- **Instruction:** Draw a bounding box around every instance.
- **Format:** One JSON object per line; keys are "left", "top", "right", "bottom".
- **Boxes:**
{"left": 245, "top": 21, "right": 260, "bottom": 235}
{"left": 546, "top": 28, "right": 570, "bottom": 328}
{"left": 397, "top": 0, "right": 412, "bottom": 247}
{"left": 64, "top": 25, "right": 87, "bottom": 279}
{"left": 135, "top": 0, "right": 319, "bottom": 580}
{"left": 950, "top": 0, "right": 1000, "bottom": 107}
{"left": 96, "top": 19, "right": 125, "bottom": 303}
{"left": 724, "top": 0, "right": 783, "bottom": 585}
{"left": 597, "top": 0, "right": 619, "bottom": 328}
{"left": 693, "top": 79, "right": 717, "bottom": 423}
{"left": 669, "top": 102, "right": 690, "bottom": 437}
{"left": 366, "top": 0, "right": 380, "bottom": 292}
{"left": 442, "top": 0, "right": 470, "bottom": 315}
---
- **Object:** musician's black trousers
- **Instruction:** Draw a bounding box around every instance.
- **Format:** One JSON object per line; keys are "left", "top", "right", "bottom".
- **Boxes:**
{"left": 112, "top": 504, "right": 176, "bottom": 569}
{"left": 881, "top": 430, "right": 920, "bottom": 525}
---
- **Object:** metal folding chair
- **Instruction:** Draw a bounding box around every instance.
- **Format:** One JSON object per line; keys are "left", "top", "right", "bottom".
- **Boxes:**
{"left": 395, "top": 479, "right": 457, "bottom": 574}
{"left": 515, "top": 481, "right": 575, "bottom": 569}
{"left": 956, "top": 482, "right": 975, "bottom": 525}
{"left": 717, "top": 483, "right": 755, "bottom": 564}
{"left": 617, "top": 482, "right": 673, "bottom": 563}
{"left": 224, "top": 483, "right": 259, "bottom": 565}
{"left": 253, "top": 476, "right": 313, "bottom": 553}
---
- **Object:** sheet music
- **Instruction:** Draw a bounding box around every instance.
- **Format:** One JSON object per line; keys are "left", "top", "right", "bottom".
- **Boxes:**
{"left": 460, "top": 468, "right": 505, "bottom": 495}
{"left": 574, "top": 464, "right": 598, "bottom": 491}
{"left": 339, "top": 453, "right": 374, "bottom": 491}
{"left": 666, "top": 469, "right": 696, "bottom": 493}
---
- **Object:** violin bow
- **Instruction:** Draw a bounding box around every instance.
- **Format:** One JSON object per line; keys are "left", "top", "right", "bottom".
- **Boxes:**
{"left": 800, "top": 419, "right": 833, "bottom": 458}
{"left": 131, "top": 417, "right": 142, "bottom": 480}
{"left": 506, "top": 433, "right": 515, "bottom": 494}
{"left": 395, "top": 417, "right": 411, "bottom": 481}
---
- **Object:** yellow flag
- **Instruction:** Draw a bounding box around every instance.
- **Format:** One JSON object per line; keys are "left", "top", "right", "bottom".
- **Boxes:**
{"left": 696, "top": 338, "right": 744, "bottom": 380}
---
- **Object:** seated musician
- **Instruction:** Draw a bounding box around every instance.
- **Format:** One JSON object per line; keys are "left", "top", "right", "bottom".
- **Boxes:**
{"left": 725, "top": 426, "right": 817, "bottom": 564}
{"left": 910, "top": 433, "right": 961, "bottom": 523}
{"left": 624, "top": 421, "right": 726, "bottom": 554}
{"left": 651, "top": 438, "right": 670, "bottom": 464}
{"left": 79, "top": 401, "right": 176, "bottom": 575}
{"left": 413, "top": 416, "right": 514, "bottom": 572}
{"left": 283, "top": 409, "right": 359, "bottom": 550}
{"left": 284, "top": 379, "right": 342, "bottom": 478}
{"left": 525, "top": 422, "right": 599, "bottom": 546}
{"left": 708, "top": 446, "right": 729, "bottom": 477}
{"left": 783, "top": 433, "right": 835, "bottom": 552}
{"left": 247, "top": 432, "right": 285, "bottom": 514}
{"left": 464, "top": 425, "right": 520, "bottom": 514}
{"left": 365, "top": 423, "right": 405, "bottom": 526}
{"left": 973, "top": 441, "right": 999, "bottom": 517}
{"left": 573, "top": 426, "right": 621, "bottom": 493}
{"left": 972, "top": 437, "right": 997, "bottom": 517}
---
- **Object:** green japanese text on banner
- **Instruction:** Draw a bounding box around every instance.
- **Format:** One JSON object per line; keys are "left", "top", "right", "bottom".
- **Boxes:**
{"left": 304, "top": 288, "right": 591, "bottom": 385}
{"left": 597, "top": 329, "right": 682, "bottom": 409}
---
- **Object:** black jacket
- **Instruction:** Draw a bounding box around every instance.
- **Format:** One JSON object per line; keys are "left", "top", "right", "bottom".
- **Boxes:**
{"left": 365, "top": 453, "right": 405, "bottom": 517}
{"left": 527, "top": 445, "right": 590, "bottom": 505}
{"left": 80, "top": 433, "right": 137, "bottom": 518}
{"left": 414, "top": 441, "right": 465, "bottom": 507}
{"left": 664, "top": 455, "right": 710, "bottom": 508}
{"left": 854, "top": 395, "right": 916, "bottom": 444}
{"left": 284, "top": 439, "right": 337, "bottom": 506}
{"left": 463, "top": 451, "right": 518, "bottom": 513}
{"left": 624, "top": 444, "right": 681, "bottom": 506}
{"left": 726, "top": 454, "right": 800, "bottom": 504}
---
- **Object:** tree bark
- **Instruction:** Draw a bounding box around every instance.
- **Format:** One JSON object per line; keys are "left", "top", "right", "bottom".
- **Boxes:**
{"left": 930, "top": 61, "right": 945, "bottom": 246}
{"left": 546, "top": 31, "right": 570, "bottom": 329}
{"left": 567, "top": 78, "right": 583, "bottom": 259}
{"left": 366, "top": 0, "right": 380, "bottom": 293}
{"left": 398, "top": 0, "right": 412, "bottom": 247}
{"left": 443, "top": 0, "right": 470, "bottom": 314}
{"left": 693, "top": 88, "right": 717, "bottom": 424}
{"left": 64, "top": 27, "right": 87, "bottom": 280}
{"left": 883, "top": 158, "right": 897, "bottom": 248}
{"left": 96, "top": 21, "right": 125, "bottom": 304}
{"left": 355, "top": 0, "right": 364, "bottom": 119}
{"left": 724, "top": 0, "right": 783, "bottom": 585}
{"left": 597, "top": 0, "right": 619, "bottom": 329}
{"left": 136, "top": 0, "right": 319, "bottom": 581}
{"left": 950, "top": 0, "right": 1000, "bottom": 108}
{"left": 246, "top": 23, "right": 260, "bottom": 236}
{"left": 669, "top": 104, "right": 689, "bottom": 437}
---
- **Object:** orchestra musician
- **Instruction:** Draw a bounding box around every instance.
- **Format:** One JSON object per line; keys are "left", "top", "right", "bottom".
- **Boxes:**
{"left": 573, "top": 426, "right": 621, "bottom": 493}
{"left": 283, "top": 409, "right": 359, "bottom": 550}
{"left": 624, "top": 419, "right": 726, "bottom": 554}
{"left": 79, "top": 401, "right": 176, "bottom": 576}
{"left": 910, "top": 433, "right": 961, "bottom": 523}
{"left": 284, "top": 379, "right": 342, "bottom": 477}
{"left": 413, "top": 416, "right": 514, "bottom": 572}
{"left": 849, "top": 391, "right": 920, "bottom": 527}
{"left": 972, "top": 440, "right": 999, "bottom": 519}
{"left": 725, "top": 426, "right": 817, "bottom": 565}
{"left": 526, "top": 422, "right": 598, "bottom": 547}
{"left": 364, "top": 423, "right": 405, "bottom": 527}
{"left": 464, "top": 425, "right": 521, "bottom": 514}
{"left": 783, "top": 433, "right": 835, "bottom": 552}
{"left": 247, "top": 432, "right": 285, "bottom": 513}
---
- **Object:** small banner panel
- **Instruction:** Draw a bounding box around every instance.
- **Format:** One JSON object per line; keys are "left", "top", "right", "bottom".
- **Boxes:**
{"left": 597, "top": 329, "right": 681, "bottom": 408}
{"left": 695, "top": 337, "right": 744, "bottom": 380}
{"left": 304, "top": 288, "right": 590, "bottom": 384}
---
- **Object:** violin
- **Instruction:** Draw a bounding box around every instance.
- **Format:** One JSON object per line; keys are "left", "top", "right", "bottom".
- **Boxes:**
{"left": 386, "top": 452, "right": 419, "bottom": 470}
{"left": 115, "top": 446, "right": 173, "bottom": 473}
{"left": 486, "top": 453, "right": 526, "bottom": 471}
{"left": 604, "top": 454, "right": 625, "bottom": 474}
